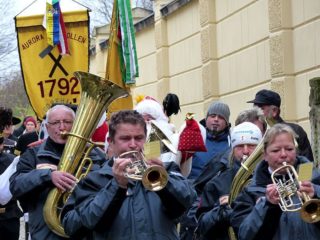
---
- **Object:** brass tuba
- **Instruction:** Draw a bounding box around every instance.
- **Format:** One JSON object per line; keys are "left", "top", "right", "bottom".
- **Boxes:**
{"left": 43, "top": 71, "right": 128, "bottom": 237}
{"left": 271, "top": 162, "right": 320, "bottom": 223}
{"left": 228, "top": 118, "right": 275, "bottom": 240}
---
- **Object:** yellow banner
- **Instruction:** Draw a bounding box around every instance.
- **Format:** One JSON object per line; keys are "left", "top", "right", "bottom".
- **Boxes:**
{"left": 105, "top": 0, "right": 133, "bottom": 118}
{"left": 16, "top": 10, "right": 89, "bottom": 119}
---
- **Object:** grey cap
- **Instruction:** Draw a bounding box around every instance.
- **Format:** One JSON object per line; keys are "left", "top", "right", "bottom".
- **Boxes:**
{"left": 207, "top": 101, "right": 230, "bottom": 123}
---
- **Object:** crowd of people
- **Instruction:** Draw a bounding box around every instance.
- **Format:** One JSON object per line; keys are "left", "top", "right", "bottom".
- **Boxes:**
{"left": 0, "top": 89, "right": 319, "bottom": 240}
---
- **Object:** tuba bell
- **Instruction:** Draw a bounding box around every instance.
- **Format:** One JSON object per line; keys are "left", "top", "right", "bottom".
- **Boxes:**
{"left": 271, "top": 162, "right": 320, "bottom": 223}
{"left": 43, "top": 71, "right": 128, "bottom": 237}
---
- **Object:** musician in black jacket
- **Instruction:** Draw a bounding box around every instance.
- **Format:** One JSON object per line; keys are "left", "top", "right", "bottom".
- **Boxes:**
{"left": 10, "top": 105, "right": 106, "bottom": 240}
{"left": 231, "top": 124, "right": 320, "bottom": 240}
{"left": 0, "top": 111, "right": 23, "bottom": 240}
{"left": 247, "top": 89, "right": 314, "bottom": 162}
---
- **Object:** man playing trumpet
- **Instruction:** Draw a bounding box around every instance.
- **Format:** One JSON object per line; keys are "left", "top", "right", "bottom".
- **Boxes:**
{"left": 231, "top": 124, "right": 320, "bottom": 240}
{"left": 61, "top": 110, "right": 196, "bottom": 239}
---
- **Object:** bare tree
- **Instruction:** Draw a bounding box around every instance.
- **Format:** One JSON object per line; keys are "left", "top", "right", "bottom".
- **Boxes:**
{"left": 0, "top": 72, "right": 32, "bottom": 117}
{"left": 135, "top": 0, "right": 153, "bottom": 10}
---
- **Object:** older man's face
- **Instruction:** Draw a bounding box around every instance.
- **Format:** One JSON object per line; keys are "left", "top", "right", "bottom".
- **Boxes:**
{"left": 46, "top": 109, "right": 74, "bottom": 144}
{"left": 233, "top": 144, "right": 257, "bottom": 162}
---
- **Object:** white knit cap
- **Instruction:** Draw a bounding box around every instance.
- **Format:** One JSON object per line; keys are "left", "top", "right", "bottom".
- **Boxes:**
{"left": 231, "top": 122, "right": 262, "bottom": 148}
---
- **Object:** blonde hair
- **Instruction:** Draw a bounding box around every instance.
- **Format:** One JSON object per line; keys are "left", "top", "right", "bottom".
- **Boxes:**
{"left": 263, "top": 123, "right": 297, "bottom": 151}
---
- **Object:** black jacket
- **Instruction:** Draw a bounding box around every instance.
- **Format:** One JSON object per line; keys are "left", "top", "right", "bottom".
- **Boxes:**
{"left": 277, "top": 117, "right": 314, "bottom": 162}
{"left": 195, "top": 159, "right": 240, "bottom": 240}
{"left": 193, "top": 149, "right": 231, "bottom": 195}
{"left": 61, "top": 159, "right": 196, "bottom": 240}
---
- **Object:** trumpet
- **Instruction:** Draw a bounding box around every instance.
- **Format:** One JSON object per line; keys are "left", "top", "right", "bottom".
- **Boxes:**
{"left": 271, "top": 162, "right": 320, "bottom": 223}
{"left": 120, "top": 150, "right": 168, "bottom": 191}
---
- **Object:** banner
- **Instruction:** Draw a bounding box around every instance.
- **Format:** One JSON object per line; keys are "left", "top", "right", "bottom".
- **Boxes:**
{"left": 15, "top": 0, "right": 89, "bottom": 119}
{"left": 106, "top": 0, "right": 139, "bottom": 117}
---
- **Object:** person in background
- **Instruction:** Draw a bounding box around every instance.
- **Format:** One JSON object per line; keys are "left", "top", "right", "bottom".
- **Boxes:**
{"left": 180, "top": 107, "right": 265, "bottom": 240}
{"left": 15, "top": 117, "right": 40, "bottom": 156}
{"left": 22, "top": 117, "right": 37, "bottom": 134}
{"left": 61, "top": 110, "right": 196, "bottom": 239}
{"left": 247, "top": 89, "right": 314, "bottom": 162}
{"left": 0, "top": 107, "right": 23, "bottom": 240}
{"left": 134, "top": 96, "right": 181, "bottom": 165}
{"left": 13, "top": 116, "right": 30, "bottom": 139}
{"left": 231, "top": 124, "right": 320, "bottom": 240}
{"left": 163, "top": 93, "right": 181, "bottom": 118}
{"left": 188, "top": 101, "right": 231, "bottom": 180}
{"left": 193, "top": 107, "right": 266, "bottom": 195}
{"left": 195, "top": 122, "right": 262, "bottom": 240}
{"left": 0, "top": 108, "right": 21, "bottom": 155}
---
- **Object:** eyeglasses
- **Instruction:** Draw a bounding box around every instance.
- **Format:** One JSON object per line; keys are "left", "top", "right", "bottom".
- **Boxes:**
{"left": 47, "top": 120, "right": 73, "bottom": 127}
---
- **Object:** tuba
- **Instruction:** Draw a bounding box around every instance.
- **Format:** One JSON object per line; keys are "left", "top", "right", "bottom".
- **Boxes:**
{"left": 43, "top": 71, "right": 128, "bottom": 237}
{"left": 271, "top": 162, "right": 320, "bottom": 223}
{"left": 228, "top": 118, "right": 275, "bottom": 240}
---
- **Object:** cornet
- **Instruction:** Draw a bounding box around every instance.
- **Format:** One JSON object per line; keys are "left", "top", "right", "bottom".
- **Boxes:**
{"left": 121, "top": 150, "right": 168, "bottom": 191}
{"left": 271, "top": 162, "right": 320, "bottom": 223}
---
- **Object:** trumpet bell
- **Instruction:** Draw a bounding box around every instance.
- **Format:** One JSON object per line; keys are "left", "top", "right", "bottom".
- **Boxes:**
{"left": 301, "top": 199, "right": 320, "bottom": 223}
{"left": 122, "top": 150, "right": 169, "bottom": 191}
{"left": 142, "top": 165, "right": 168, "bottom": 191}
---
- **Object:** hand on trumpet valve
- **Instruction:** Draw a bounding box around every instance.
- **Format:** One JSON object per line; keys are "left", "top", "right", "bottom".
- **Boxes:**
{"left": 113, "top": 157, "right": 132, "bottom": 189}
{"left": 298, "top": 180, "right": 315, "bottom": 198}
{"left": 266, "top": 183, "right": 280, "bottom": 205}
{"left": 51, "top": 171, "right": 77, "bottom": 193}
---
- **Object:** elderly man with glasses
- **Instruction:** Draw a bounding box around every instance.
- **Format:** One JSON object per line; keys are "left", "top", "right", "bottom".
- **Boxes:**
{"left": 10, "top": 105, "right": 106, "bottom": 240}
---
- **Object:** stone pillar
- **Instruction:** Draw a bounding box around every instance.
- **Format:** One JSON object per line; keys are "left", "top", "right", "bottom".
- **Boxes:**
{"left": 198, "top": 0, "right": 218, "bottom": 112}
{"left": 268, "top": 0, "right": 295, "bottom": 120}
{"left": 309, "top": 77, "right": 320, "bottom": 167}
{"left": 153, "top": 0, "right": 171, "bottom": 100}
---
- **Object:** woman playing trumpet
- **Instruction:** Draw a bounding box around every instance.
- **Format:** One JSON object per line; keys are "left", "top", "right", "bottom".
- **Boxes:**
{"left": 231, "top": 123, "right": 320, "bottom": 240}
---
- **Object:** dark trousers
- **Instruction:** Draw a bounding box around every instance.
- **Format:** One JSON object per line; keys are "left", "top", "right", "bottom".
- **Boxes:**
{"left": 0, "top": 218, "right": 20, "bottom": 240}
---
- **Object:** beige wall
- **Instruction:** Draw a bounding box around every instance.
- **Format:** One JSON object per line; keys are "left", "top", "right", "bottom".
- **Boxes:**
{"left": 90, "top": 0, "right": 320, "bottom": 139}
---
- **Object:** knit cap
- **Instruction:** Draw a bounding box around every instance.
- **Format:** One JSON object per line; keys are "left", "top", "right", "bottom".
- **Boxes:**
{"left": 24, "top": 117, "right": 37, "bottom": 126}
{"left": 206, "top": 101, "right": 230, "bottom": 123}
{"left": 231, "top": 122, "right": 262, "bottom": 148}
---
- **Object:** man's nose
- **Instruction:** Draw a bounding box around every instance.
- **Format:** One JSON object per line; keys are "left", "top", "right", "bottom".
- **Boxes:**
{"left": 129, "top": 138, "right": 138, "bottom": 148}
{"left": 242, "top": 145, "right": 250, "bottom": 154}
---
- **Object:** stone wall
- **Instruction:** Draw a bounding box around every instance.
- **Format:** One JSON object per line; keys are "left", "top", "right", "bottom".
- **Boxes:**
{"left": 90, "top": 0, "right": 320, "bottom": 141}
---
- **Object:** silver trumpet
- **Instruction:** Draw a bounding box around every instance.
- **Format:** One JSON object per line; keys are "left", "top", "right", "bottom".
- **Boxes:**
{"left": 271, "top": 162, "right": 320, "bottom": 223}
{"left": 121, "top": 150, "right": 168, "bottom": 191}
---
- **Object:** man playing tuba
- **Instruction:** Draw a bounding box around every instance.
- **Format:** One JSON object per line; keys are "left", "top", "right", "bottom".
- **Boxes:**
{"left": 10, "top": 105, "right": 106, "bottom": 239}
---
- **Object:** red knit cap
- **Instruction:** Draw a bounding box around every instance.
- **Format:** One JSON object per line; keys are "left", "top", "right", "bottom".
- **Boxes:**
{"left": 24, "top": 117, "right": 37, "bottom": 126}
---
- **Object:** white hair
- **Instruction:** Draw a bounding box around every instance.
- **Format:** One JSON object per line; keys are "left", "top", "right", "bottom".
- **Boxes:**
{"left": 45, "top": 105, "right": 75, "bottom": 124}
